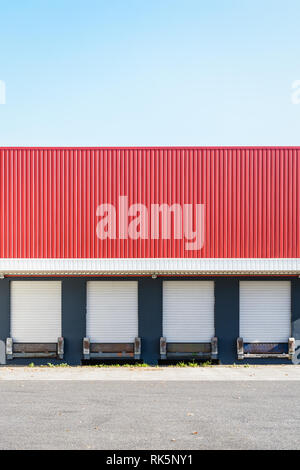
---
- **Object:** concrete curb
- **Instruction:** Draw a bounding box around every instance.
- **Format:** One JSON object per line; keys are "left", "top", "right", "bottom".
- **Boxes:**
{"left": 1, "top": 365, "right": 300, "bottom": 381}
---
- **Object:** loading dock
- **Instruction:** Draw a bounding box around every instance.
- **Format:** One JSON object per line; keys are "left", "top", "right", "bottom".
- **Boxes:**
{"left": 84, "top": 281, "right": 140, "bottom": 360}
{"left": 6, "top": 281, "right": 63, "bottom": 359}
{"left": 161, "top": 281, "right": 217, "bottom": 360}
{"left": 238, "top": 281, "right": 294, "bottom": 359}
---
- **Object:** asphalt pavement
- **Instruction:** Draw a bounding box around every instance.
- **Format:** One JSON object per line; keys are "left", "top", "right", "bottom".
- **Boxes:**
{"left": 0, "top": 379, "right": 299, "bottom": 449}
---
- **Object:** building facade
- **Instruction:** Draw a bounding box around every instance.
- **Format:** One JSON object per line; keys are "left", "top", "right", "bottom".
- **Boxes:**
{"left": 0, "top": 147, "right": 300, "bottom": 365}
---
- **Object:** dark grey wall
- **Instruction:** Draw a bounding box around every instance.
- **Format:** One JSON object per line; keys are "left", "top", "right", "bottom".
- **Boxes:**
{"left": 292, "top": 278, "right": 300, "bottom": 365}
{"left": 0, "top": 279, "right": 10, "bottom": 365}
{"left": 62, "top": 279, "right": 86, "bottom": 365}
{"left": 138, "top": 278, "right": 162, "bottom": 364}
{"left": 215, "top": 278, "right": 239, "bottom": 364}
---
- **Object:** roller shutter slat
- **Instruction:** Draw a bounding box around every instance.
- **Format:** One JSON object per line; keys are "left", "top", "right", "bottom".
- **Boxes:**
{"left": 239, "top": 281, "right": 291, "bottom": 342}
{"left": 87, "top": 281, "right": 138, "bottom": 342}
{"left": 11, "top": 281, "right": 62, "bottom": 343}
{"left": 163, "top": 281, "right": 215, "bottom": 342}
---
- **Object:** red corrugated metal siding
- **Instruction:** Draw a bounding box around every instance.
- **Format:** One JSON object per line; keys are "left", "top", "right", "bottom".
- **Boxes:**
{"left": 0, "top": 147, "right": 299, "bottom": 259}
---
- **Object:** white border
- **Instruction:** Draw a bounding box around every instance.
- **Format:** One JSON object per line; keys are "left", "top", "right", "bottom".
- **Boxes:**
{"left": 0, "top": 258, "right": 300, "bottom": 275}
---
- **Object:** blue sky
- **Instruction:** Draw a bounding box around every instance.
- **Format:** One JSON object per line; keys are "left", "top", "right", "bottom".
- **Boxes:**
{"left": 0, "top": 0, "right": 299, "bottom": 146}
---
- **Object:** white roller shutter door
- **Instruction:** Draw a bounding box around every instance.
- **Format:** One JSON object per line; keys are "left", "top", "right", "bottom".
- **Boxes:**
{"left": 87, "top": 281, "right": 138, "bottom": 343}
{"left": 240, "top": 281, "right": 291, "bottom": 342}
{"left": 163, "top": 281, "right": 215, "bottom": 342}
{"left": 11, "top": 281, "right": 62, "bottom": 343}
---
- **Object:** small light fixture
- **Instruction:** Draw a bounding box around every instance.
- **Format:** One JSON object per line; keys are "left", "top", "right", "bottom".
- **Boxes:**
{"left": 0, "top": 273, "right": 5, "bottom": 279}
{"left": 152, "top": 274, "right": 157, "bottom": 279}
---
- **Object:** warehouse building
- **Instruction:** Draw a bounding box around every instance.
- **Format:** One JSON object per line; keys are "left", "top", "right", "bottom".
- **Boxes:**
{"left": 0, "top": 147, "right": 299, "bottom": 365}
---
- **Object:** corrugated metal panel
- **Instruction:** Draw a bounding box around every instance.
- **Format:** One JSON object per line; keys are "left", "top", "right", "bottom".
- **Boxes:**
{"left": 10, "top": 281, "right": 62, "bottom": 342}
{"left": 1, "top": 257, "right": 300, "bottom": 274}
{"left": 0, "top": 147, "right": 300, "bottom": 260}
{"left": 163, "top": 281, "right": 215, "bottom": 342}
{"left": 86, "top": 281, "right": 138, "bottom": 342}
{"left": 239, "top": 281, "right": 291, "bottom": 342}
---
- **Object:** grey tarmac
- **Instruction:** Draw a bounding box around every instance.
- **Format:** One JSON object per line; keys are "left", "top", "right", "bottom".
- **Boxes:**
{"left": 0, "top": 367, "right": 300, "bottom": 450}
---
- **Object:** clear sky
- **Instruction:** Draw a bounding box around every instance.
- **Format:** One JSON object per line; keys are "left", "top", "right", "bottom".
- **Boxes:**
{"left": 0, "top": 0, "right": 300, "bottom": 146}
